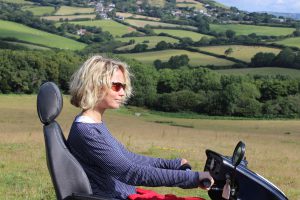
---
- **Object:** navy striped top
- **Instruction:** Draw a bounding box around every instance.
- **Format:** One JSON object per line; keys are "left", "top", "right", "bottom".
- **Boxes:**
{"left": 67, "top": 119, "right": 200, "bottom": 199}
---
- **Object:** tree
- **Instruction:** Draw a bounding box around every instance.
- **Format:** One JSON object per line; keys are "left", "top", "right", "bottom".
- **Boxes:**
{"left": 194, "top": 14, "right": 210, "bottom": 33}
{"left": 167, "top": 55, "right": 189, "bottom": 68}
{"left": 224, "top": 48, "right": 233, "bottom": 56}
{"left": 223, "top": 82, "right": 261, "bottom": 116}
{"left": 273, "top": 48, "right": 295, "bottom": 68}
{"left": 124, "top": 58, "right": 158, "bottom": 107}
{"left": 157, "top": 69, "right": 179, "bottom": 93}
{"left": 155, "top": 41, "right": 169, "bottom": 50}
{"left": 250, "top": 52, "right": 276, "bottom": 67}
{"left": 131, "top": 43, "right": 148, "bottom": 52}
{"left": 225, "top": 30, "right": 236, "bottom": 39}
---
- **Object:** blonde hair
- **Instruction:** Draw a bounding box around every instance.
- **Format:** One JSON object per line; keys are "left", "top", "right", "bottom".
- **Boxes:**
{"left": 69, "top": 55, "right": 132, "bottom": 110}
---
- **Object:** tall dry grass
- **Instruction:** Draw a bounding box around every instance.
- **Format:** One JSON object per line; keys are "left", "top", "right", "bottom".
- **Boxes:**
{"left": 0, "top": 95, "right": 299, "bottom": 199}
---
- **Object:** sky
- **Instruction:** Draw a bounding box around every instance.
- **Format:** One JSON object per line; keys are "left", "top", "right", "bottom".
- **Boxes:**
{"left": 216, "top": 0, "right": 300, "bottom": 13}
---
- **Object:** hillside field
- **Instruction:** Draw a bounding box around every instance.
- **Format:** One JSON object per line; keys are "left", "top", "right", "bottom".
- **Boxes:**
{"left": 42, "top": 14, "right": 96, "bottom": 21}
{"left": 197, "top": 45, "right": 281, "bottom": 62}
{"left": 148, "top": 0, "right": 165, "bottom": 7}
{"left": 54, "top": 6, "right": 94, "bottom": 15}
{"left": 118, "top": 49, "right": 235, "bottom": 66}
{"left": 116, "top": 12, "right": 160, "bottom": 21}
{"left": 124, "top": 19, "right": 197, "bottom": 30}
{"left": 7, "top": 41, "right": 50, "bottom": 50}
{"left": 22, "top": 6, "right": 55, "bottom": 16}
{"left": 0, "top": 0, "right": 33, "bottom": 4}
{"left": 153, "top": 29, "right": 213, "bottom": 41}
{"left": 176, "top": 1, "right": 205, "bottom": 10}
{"left": 271, "top": 37, "right": 300, "bottom": 49}
{"left": 116, "top": 36, "right": 179, "bottom": 50}
{"left": 210, "top": 24, "right": 295, "bottom": 36}
{"left": 63, "top": 20, "right": 138, "bottom": 37}
{"left": 216, "top": 67, "right": 300, "bottom": 78}
{"left": 0, "top": 20, "right": 86, "bottom": 50}
{"left": 0, "top": 95, "right": 299, "bottom": 199}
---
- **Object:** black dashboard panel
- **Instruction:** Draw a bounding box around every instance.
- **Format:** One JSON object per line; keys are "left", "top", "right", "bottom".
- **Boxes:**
{"left": 203, "top": 149, "right": 288, "bottom": 200}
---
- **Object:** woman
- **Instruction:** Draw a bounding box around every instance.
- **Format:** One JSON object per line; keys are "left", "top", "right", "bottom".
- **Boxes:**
{"left": 67, "top": 55, "right": 214, "bottom": 199}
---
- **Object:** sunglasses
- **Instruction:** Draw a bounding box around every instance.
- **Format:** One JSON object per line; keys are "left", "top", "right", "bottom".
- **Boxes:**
{"left": 111, "top": 82, "right": 126, "bottom": 92}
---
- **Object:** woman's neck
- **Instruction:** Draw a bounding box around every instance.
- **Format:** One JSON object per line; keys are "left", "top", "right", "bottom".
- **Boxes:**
{"left": 81, "top": 108, "right": 104, "bottom": 123}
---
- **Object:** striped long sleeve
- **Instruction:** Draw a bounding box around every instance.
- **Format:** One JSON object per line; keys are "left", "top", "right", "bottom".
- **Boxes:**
{"left": 67, "top": 122, "right": 200, "bottom": 199}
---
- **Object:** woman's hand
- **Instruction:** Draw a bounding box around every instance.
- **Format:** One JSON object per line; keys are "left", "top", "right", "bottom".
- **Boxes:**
{"left": 179, "top": 158, "right": 192, "bottom": 170}
{"left": 198, "top": 171, "right": 214, "bottom": 190}
{"left": 181, "top": 158, "right": 188, "bottom": 166}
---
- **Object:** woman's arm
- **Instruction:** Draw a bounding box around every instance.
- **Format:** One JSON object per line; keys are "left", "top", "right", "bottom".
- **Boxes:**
{"left": 73, "top": 126, "right": 199, "bottom": 188}
{"left": 117, "top": 141, "right": 183, "bottom": 169}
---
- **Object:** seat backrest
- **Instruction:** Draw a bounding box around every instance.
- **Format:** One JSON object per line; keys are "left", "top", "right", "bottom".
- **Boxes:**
{"left": 37, "top": 82, "right": 93, "bottom": 200}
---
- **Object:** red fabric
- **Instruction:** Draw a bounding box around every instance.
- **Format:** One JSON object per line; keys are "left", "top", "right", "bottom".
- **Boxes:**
{"left": 128, "top": 188, "right": 206, "bottom": 200}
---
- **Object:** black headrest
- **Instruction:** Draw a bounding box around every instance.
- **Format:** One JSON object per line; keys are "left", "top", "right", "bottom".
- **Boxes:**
{"left": 37, "top": 82, "right": 63, "bottom": 125}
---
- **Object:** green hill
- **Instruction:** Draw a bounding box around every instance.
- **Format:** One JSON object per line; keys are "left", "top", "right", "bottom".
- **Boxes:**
{"left": 0, "top": 20, "right": 86, "bottom": 50}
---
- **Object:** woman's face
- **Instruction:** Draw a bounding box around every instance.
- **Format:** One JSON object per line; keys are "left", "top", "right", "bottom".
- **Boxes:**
{"left": 96, "top": 69, "right": 125, "bottom": 112}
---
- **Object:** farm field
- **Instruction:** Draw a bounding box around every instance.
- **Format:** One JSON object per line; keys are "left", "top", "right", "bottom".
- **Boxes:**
{"left": 0, "top": 95, "right": 299, "bottom": 199}
{"left": 176, "top": 1, "right": 205, "bottom": 10}
{"left": 22, "top": 6, "right": 55, "bottom": 16}
{"left": 118, "top": 49, "right": 235, "bottom": 66}
{"left": 7, "top": 41, "right": 50, "bottom": 50}
{"left": 0, "top": 0, "right": 33, "bottom": 4}
{"left": 63, "top": 20, "right": 138, "bottom": 37}
{"left": 197, "top": 45, "right": 281, "bottom": 62}
{"left": 124, "top": 19, "right": 197, "bottom": 30}
{"left": 116, "top": 36, "right": 179, "bottom": 50}
{"left": 270, "top": 37, "right": 300, "bottom": 49}
{"left": 153, "top": 29, "right": 213, "bottom": 41}
{"left": 148, "top": 0, "right": 165, "bottom": 7}
{"left": 116, "top": 12, "right": 160, "bottom": 21}
{"left": 42, "top": 14, "right": 96, "bottom": 21}
{"left": 0, "top": 20, "right": 86, "bottom": 50}
{"left": 210, "top": 24, "right": 295, "bottom": 36}
{"left": 216, "top": 67, "right": 300, "bottom": 78}
{"left": 54, "top": 6, "right": 94, "bottom": 15}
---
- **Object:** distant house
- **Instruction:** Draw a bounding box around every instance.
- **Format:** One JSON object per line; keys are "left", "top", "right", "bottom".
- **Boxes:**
{"left": 77, "top": 29, "right": 87, "bottom": 36}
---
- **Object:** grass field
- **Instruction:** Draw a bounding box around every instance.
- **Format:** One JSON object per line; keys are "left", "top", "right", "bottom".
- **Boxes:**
{"left": 210, "top": 24, "right": 295, "bottom": 36}
{"left": 116, "top": 12, "right": 160, "bottom": 21}
{"left": 22, "top": 5, "right": 55, "bottom": 16}
{"left": 6, "top": 41, "right": 50, "bottom": 50}
{"left": 0, "top": 95, "right": 299, "bottom": 199}
{"left": 176, "top": 1, "right": 205, "bottom": 10}
{"left": 197, "top": 45, "right": 281, "bottom": 62}
{"left": 0, "top": 20, "right": 86, "bottom": 50}
{"left": 116, "top": 36, "right": 179, "bottom": 50}
{"left": 153, "top": 29, "right": 213, "bottom": 41}
{"left": 270, "top": 37, "right": 300, "bottom": 49}
{"left": 54, "top": 6, "right": 94, "bottom": 15}
{"left": 63, "top": 20, "right": 137, "bottom": 37}
{"left": 118, "top": 49, "right": 235, "bottom": 66}
{"left": 124, "top": 19, "right": 197, "bottom": 30}
{"left": 42, "top": 14, "right": 96, "bottom": 21}
{"left": 216, "top": 67, "right": 300, "bottom": 78}
{"left": 0, "top": 0, "right": 33, "bottom": 4}
{"left": 148, "top": 0, "right": 165, "bottom": 7}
